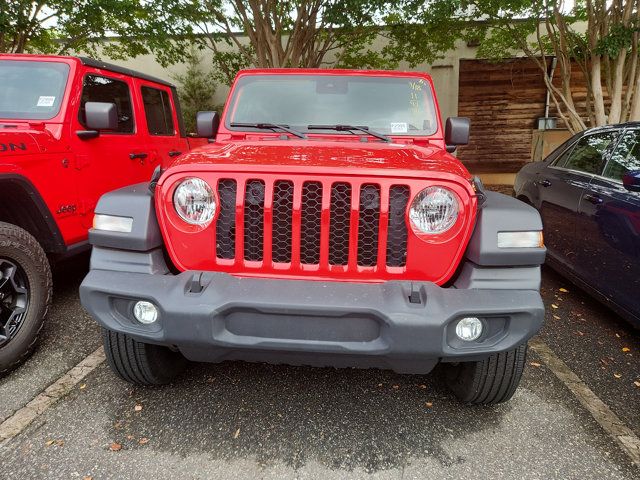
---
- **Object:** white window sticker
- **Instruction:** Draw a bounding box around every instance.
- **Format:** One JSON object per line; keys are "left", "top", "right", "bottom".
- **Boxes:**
{"left": 390, "top": 122, "right": 408, "bottom": 134}
{"left": 37, "top": 96, "right": 55, "bottom": 107}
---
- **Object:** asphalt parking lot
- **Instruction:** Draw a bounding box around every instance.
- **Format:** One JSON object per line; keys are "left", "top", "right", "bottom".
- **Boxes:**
{"left": 0, "top": 255, "right": 639, "bottom": 479}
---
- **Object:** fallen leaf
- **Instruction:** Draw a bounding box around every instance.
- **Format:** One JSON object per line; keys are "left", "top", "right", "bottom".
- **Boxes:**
{"left": 551, "top": 304, "right": 559, "bottom": 309}
{"left": 634, "top": 381, "right": 640, "bottom": 388}
{"left": 576, "top": 331, "right": 584, "bottom": 336}
{"left": 134, "top": 404, "right": 143, "bottom": 412}
{"left": 530, "top": 362, "right": 542, "bottom": 367}
{"left": 79, "top": 384, "right": 87, "bottom": 390}
{"left": 553, "top": 315, "right": 561, "bottom": 320}
{"left": 559, "top": 288, "right": 569, "bottom": 293}
{"left": 425, "top": 402, "right": 433, "bottom": 408}
{"left": 418, "top": 384, "right": 427, "bottom": 389}
{"left": 622, "top": 347, "right": 631, "bottom": 352}
{"left": 392, "top": 385, "right": 400, "bottom": 390}
{"left": 614, "top": 373, "right": 622, "bottom": 379}
{"left": 126, "top": 435, "right": 134, "bottom": 440}
{"left": 138, "top": 437, "right": 149, "bottom": 445}
{"left": 109, "top": 442, "right": 122, "bottom": 452}
{"left": 233, "top": 428, "right": 240, "bottom": 439}
{"left": 45, "top": 440, "right": 54, "bottom": 447}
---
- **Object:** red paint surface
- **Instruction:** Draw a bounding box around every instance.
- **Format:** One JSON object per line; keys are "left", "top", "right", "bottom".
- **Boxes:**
{"left": 157, "top": 69, "right": 478, "bottom": 284}
{"left": 0, "top": 54, "right": 204, "bottom": 249}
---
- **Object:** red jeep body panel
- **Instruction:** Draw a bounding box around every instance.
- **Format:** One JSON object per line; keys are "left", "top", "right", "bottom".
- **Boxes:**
{"left": 0, "top": 54, "right": 206, "bottom": 253}
{"left": 155, "top": 69, "right": 478, "bottom": 285}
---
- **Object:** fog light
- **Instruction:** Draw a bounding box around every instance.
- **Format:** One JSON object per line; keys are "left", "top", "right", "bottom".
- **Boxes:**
{"left": 455, "top": 317, "right": 483, "bottom": 341}
{"left": 133, "top": 301, "right": 158, "bottom": 324}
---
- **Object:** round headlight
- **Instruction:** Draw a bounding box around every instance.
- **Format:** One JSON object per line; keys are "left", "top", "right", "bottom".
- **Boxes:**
{"left": 173, "top": 177, "right": 216, "bottom": 225}
{"left": 409, "top": 186, "right": 459, "bottom": 235}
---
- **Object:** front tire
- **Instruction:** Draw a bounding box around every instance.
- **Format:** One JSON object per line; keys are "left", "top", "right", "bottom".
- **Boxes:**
{"left": 0, "top": 222, "right": 52, "bottom": 375}
{"left": 444, "top": 343, "right": 528, "bottom": 405}
{"left": 102, "top": 328, "right": 187, "bottom": 385}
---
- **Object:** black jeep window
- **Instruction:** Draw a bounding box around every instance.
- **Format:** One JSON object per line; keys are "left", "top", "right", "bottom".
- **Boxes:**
{"left": 78, "top": 75, "right": 134, "bottom": 134}
{"left": 141, "top": 86, "right": 175, "bottom": 136}
{"left": 558, "top": 132, "right": 617, "bottom": 175}
{"left": 603, "top": 130, "right": 640, "bottom": 182}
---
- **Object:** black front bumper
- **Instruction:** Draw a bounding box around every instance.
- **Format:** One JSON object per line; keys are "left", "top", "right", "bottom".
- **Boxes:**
{"left": 80, "top": 267, "right": 544, "bottom": 374}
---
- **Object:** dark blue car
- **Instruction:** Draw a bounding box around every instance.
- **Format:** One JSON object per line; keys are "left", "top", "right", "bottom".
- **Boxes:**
{"left": 515, "top": 123, "right": 640, "bottom": 327}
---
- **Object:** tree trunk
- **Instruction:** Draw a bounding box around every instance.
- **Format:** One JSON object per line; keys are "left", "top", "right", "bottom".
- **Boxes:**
{"left": 590, "top": 55, "right": 608, "bottom": 126}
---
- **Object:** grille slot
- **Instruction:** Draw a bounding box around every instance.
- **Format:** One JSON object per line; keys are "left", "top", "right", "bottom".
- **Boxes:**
{"left": 329, "top": 182, "right": 352, "bottom": 265}
{"left": 216, "top": 179, "right": 237, "bottom": 259}
{"left": 386, "top": 185, "right": 410, "bottom": 267}
{"left": 243, "top": 180, "right": 265, "bottom": 261}
{"left": 300, "top": 181, "right": 323, "bottom": 264}
{"left": 272, "top": 180, "right": 294, "bottom": 263}
{"left": 357, "top": 184, "right": 380, "bottom": 266}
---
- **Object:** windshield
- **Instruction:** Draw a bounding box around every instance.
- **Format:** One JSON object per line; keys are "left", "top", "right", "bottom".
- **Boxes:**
{"left": 227, "top": 74, "right": 439, "bottom": 136}
{"left": 0, "top": 60, "right": 70, "bottom": 120}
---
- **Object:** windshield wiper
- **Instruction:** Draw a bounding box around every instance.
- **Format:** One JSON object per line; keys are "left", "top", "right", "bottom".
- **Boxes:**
{"left": 230, "top": 122, "right": 307, "bottom": 139}
{"left": 307, "top": 124, "right": 392, "bottom": 143}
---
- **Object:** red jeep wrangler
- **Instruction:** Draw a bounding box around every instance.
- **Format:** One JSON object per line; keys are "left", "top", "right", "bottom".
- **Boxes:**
{"left": 81, "top": 69, "right": 546, "bottom": 404}
{"left": 0, "top": 54, "right": 203, "bottom": 373}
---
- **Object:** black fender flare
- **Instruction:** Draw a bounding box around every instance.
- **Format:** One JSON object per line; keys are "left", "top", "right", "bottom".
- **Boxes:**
{"left": 0, "top": 173, "right": 66, "bottom": 253}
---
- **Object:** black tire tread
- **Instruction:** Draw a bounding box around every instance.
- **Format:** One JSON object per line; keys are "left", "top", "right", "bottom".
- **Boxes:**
{"left": 102, "top": 328, "right": 186, "bottom": 385}
{"left": 0, "top": 221, "right": 52, "bottom": 375}
{"left": 446, "top": 343, "right": 528, "bottom": 405}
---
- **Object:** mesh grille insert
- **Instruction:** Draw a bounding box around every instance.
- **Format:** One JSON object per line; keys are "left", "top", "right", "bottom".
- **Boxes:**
{"left": 387, "top": 185, "right": 410, "bottom": 267}
{"left": 243, "top": 180, "right": 265, "bottom": 261}
{"left": 272, "top": 180, "right": 294, "bottom": 263}
{"left": 300, "top": 181, "right": 322, "bottom": 264}
{"left": 357, "top": 184, "right": 380, "bottom": 266}
{"left": 216, "top": 179, "right": 237, "bottom": 259}
{"left": 329, "top": 182, "right": 352, "bottom": 265}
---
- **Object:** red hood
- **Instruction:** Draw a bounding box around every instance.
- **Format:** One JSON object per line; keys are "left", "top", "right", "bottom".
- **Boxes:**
{"left": 165, "top": 140, "right": 471, "bottom": 181}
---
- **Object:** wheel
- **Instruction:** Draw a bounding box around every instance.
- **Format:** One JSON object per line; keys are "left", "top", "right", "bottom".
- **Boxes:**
{"left": 0, "top": 222, "right": 52, "bottom": 375}
{"left": 444, "top": 343, "right": 528, "bottom": 405}
{"left": 102, "top": 328, "right": 187, "bottom": 385}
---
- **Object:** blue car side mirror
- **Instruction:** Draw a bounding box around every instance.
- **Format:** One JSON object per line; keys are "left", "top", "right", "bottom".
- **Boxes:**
{"left": 622, "top": 170, "right": 640, "bottom": 192}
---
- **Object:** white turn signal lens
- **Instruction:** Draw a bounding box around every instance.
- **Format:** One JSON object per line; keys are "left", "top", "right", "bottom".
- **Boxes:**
{"left": 455, "top": 317, "right": 483, "bottom": 341}
{"left": 497, "top": 231, "right": 544, "bottom": 248}
{"left": 173, "top": 177, "right": 216, "bottom": 225}
{"left": 133, "top": 301, "right": 158, "bottom": 324}
{"left": 93, "top": 214, "right": 133, "bottom": 233}
{"left": 409, "top": 186, "right": 459, "bottom": 235}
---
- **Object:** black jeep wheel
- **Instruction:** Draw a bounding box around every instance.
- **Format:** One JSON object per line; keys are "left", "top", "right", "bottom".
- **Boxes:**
{"left": 0, "top": 222, "right": 52, "bottom": 375}
{"left": 103, "top": 328, "right": 187, "bottom": 385}
{"left": 444, "top": 343, "right": 528, "bottom": 405}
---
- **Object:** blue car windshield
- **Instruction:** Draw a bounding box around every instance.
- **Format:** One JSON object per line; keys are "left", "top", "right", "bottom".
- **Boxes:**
{"left": 0, "top": 60, "right": 69, "bottom": 120}
{"left": 227, "top": 74, "right": 439, "bottom": 136}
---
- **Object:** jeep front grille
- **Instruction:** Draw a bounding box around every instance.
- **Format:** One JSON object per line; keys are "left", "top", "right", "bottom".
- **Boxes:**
{"left": 212, "top": 177, "right": 409, "bottom": 271}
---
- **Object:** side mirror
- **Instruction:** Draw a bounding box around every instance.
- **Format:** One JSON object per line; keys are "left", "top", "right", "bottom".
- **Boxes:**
{"left": 445, "top": 117, "right": 470, "bottom": 153}
{"left": 196, "top": 111, "right": 220, "bottom": 139}
{"left": 85, "top": 102, "right": 118, "bottom": 130}
{"left": 622, "top": 170, "right": 640, "bottom": 192}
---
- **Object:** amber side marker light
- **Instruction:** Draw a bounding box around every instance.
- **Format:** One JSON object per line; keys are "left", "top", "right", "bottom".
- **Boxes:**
{"left": 497, "top": 231, "right": 544, "bottom": 248}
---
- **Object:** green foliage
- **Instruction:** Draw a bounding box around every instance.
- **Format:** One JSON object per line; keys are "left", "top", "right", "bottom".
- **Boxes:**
{"left": 0, "top": 0, "right": 194, "bottom": 64}
{"left": 595, "top": 23, "right": 639, "bottom": 58}
{"left": 172, "top": 51, "right": 218, "bottom": 134}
